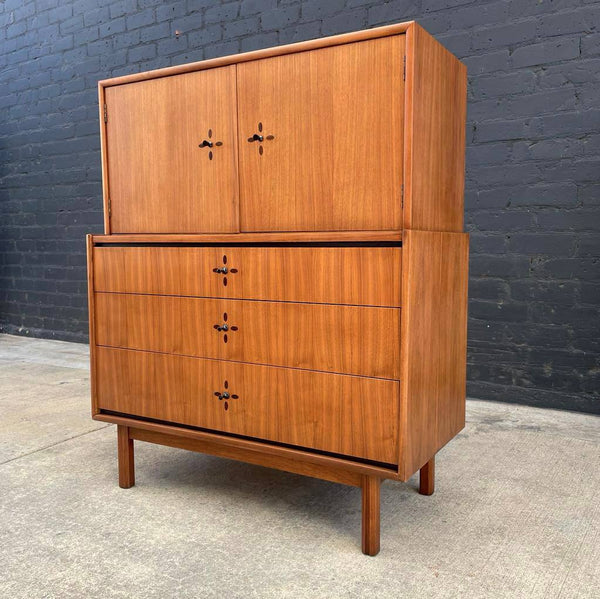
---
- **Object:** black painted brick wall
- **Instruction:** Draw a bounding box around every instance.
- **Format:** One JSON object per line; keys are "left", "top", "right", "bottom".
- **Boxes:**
{"left": 1, "top": 0, "right": 599, "bottom": 413}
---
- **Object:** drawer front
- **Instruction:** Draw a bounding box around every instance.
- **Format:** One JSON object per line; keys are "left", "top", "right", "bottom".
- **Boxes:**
{"left": 95, "top": 293, "right": 400, "bottom": 379}
{"left": 93, "top": 246, "right": 401, "bottom": 307}
{"left": 96, "top": 347, "right": 399, "bottom": 464}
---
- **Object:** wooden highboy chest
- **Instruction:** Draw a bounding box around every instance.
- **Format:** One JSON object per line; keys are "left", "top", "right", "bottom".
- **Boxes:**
{"left": 87, "top": 21, "right": 468, "bottom": 555}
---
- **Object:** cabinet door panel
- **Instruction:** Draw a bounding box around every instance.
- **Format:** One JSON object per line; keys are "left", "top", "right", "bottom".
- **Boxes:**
{"left": 105, "top": 66, "right": 239, "bottom": 233}
{"left": 237, "top": 36, "right": 404, "bottom": 232}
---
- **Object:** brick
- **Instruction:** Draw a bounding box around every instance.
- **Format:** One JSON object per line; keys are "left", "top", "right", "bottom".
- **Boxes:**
{"left": 367, "top": 0, "right": 420, "bottom": 26}
{"left": 261, "top": 5, "right": 300, "bottom": 30}
{"left": 472, "top": 20, "right": 537, "bottom": 50}
{"left": 109, "top": 0, "right": 137, "bottom": 20}
{"left": 301, "top": 0, "right": 345, "bottom": 21}
{"left": 157, "top": 3, "right": 188, "bottom": 22}
{"left": 204, "top": 2, "right": 239, "bottom": 24}
{"left": 463, "top": 49, "right": 510, "bottom": 75}
{"left": 188, "top": 25, "right": 222, "bottom": 47}
{"left": 321, "top": 10, "right": 367, "bottom": 36}
{"left": 536, "top": 209, "right": 600, "bottom": 232}
{"left": 469, "top": 278, "right": 510, "bottom": 300}
{"left": 99, "top": 18, "right": 126, "bottom": 38}
{"left": 240, "top": 31, "right": 277, "bottom": 52}
{"left": 223, "top": 17, "right": 259, "bottom": 39}
{"left": 83, "top": 6, "right": 109, "bottom": 27}
{"left": 158, "top": 35, "right": 188, "bottom": 57}
{"left": 508, "top": 233, "right": 577, "bottom": 256}
{"left": 510, "top": 280, "right": 578, "bottom": 304}
{"left": 538, "top": 7, "right": 600, "bottom": 37}
{"left": 126, "top": 9, "right": 155, "bottom": 31}
{"left": 512, "top": 37, "right": 580, "bottom": 68}
{"left": 581, "top": 32, "right": 600, "bottom": 56}
{"left": 203, "top": 39, "right": 240, "bottom": 59}
{"left": 469, "top": 255, "right": 531, "bottom": 278}
{"left": 240, "top": 0, "right": 276, "bottom": 17}
{"left": 140, "top": 22, "right": 170, "bottom": 42}
{"left": 469, "top": 299, "right": 528, "bottom": 323}
{"left": 471, "top": 71, "right": 536, "bottom": 100}
{"left": 278, "top": 21, "right": 321, "bottom": 44}
{"left": 475, "top": 117, "right": 542, "bottom": 143}
{"left": 512, "top": 139, "right": 582, "bottom": 162}
{"left": 170, "top": 11, "right": 204, "bottom": 35}
{"left": 127, "top": 43, "right": 156, "bottom": 62}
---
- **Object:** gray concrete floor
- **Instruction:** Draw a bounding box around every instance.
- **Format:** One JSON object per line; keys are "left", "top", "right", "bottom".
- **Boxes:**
{"left": 0, "top": 333, "right": 598, "bottom": 599}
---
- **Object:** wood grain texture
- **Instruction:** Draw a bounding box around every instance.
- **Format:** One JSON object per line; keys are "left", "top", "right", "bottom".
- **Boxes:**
{"left": 95, "top": 412, "right": 400, "bottom": 480}
{"left": 399, "top": 230, "right": 469, "bottom": 480}
{"left": 92, "top": 231, "right": 402, "bottom": 243}
{"left": 94, "top": 293, "right": 400, "bottom": 379}
{"left": 96, "top": 347, "right": 400, "bottom": 464}
{"left": 86, "top": 235, "right": 99, "bottom": 416}
{"left": 98, "top": 84, "right": 111, "bottom": 234}
{"left": 93, "top": 246, "right": 401, "bottom": 307}
{"left": 117, "top": 425, "right": 135, "bottom": 488}
{"left": 99, "top": 22, "right": 412, "bottom": 87}
{"left": 361, "top": 476, "right": 381, "bottom": 556}
{"left": 419, "top": 456, "right": 435, "bottom": 495}
{"left": 105, "top": 65, "right": 239, "bottom": 233}
{"left": 237, "top": 36, "right": 404, "bottom": 232}
{"left": 131, "top": 428, "right": 363, "bottom": 487}
{"left": 404, "top": 23, "right": 467, "bottom": 232}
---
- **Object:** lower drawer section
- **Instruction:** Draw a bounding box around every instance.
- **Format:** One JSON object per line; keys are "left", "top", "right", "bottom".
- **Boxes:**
{"left": 96, "top": 347, "right": 399, "bottom": 464}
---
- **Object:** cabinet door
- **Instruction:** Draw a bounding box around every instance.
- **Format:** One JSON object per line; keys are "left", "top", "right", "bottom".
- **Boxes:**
{"left": 237, "top": 36, "right": 404, "bottom": 232}
{"left": 104, "top": 66, "right": 239, "bottom": 233}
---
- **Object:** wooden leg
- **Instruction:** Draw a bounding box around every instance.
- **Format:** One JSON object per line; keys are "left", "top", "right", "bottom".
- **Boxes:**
{"left": 419, "top": 456, "right": 435, "bottom": 496}
{"left": 117, "top": 425, "right": 135, "bottom": 489}
{"left": 361, "top": 475, "right": 381, "bottom": 556}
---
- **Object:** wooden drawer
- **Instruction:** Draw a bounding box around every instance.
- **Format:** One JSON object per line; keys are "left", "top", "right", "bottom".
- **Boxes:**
{"left": 93, "top": 245, "right": 401, "bottom": 307}
{"left": 96, "top": 346, "right": 399, "bottom": 464}
{"left": 95, "top": 293, "right": 400, "bottom": 379}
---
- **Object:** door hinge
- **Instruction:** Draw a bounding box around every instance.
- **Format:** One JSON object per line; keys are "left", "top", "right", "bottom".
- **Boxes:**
{"left": 403, "top": 55, "right": 406, "bottom": 81}
{"left": 401, "top": 184, "right": 404, "bottom": 209}
{"left": 107, "top": 197, "right": 112, "bottom": 217}
{"left": 103, "top": 103, "right": 108, "bottom": 123}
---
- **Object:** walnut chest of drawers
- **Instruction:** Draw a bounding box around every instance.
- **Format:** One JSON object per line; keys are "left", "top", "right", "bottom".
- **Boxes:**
{"left": 87, "top": 21, "right": 468, "bottom": 555}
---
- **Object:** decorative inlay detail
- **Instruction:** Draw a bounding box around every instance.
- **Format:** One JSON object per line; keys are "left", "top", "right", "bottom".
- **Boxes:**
{"left": 247, "top": 122, "right": 275, "bottom": 156}
{"left": 213, "top": 315, "right": 238, "bottom": 343}
{"left": 212, "top": 254, "right": 238, "bottom": 286}
{"left": 214, "top": 381, "right": 239, "bottom": 411}
{"left": 198, "top": 128, "right": 223, "bottom": 160}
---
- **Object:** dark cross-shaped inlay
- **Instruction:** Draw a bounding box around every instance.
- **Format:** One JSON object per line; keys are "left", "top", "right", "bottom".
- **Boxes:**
{"left": 247, "top": 122, "right": 275, "bottom": 156}
{"left": 214, "top": 379, "right": 239, "bottom": 411}
{"left": 198, "top": 128, "right": 223, "bottom": 160}
{"left": 212, "top": 254, "right": 238, "bottom": 287}
{"left": 213, "top": 312, "right": 238, "bottom": 344}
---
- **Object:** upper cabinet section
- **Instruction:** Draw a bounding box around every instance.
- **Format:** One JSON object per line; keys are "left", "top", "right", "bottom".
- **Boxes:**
{"left": 104, "top": 66, "right": 239, "bottom": 233}
{"left": 237, "top": 36, "right": 404, "bottom": 232}
{"left": 99, "top": 22, "right": 466, "bottom": 235}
